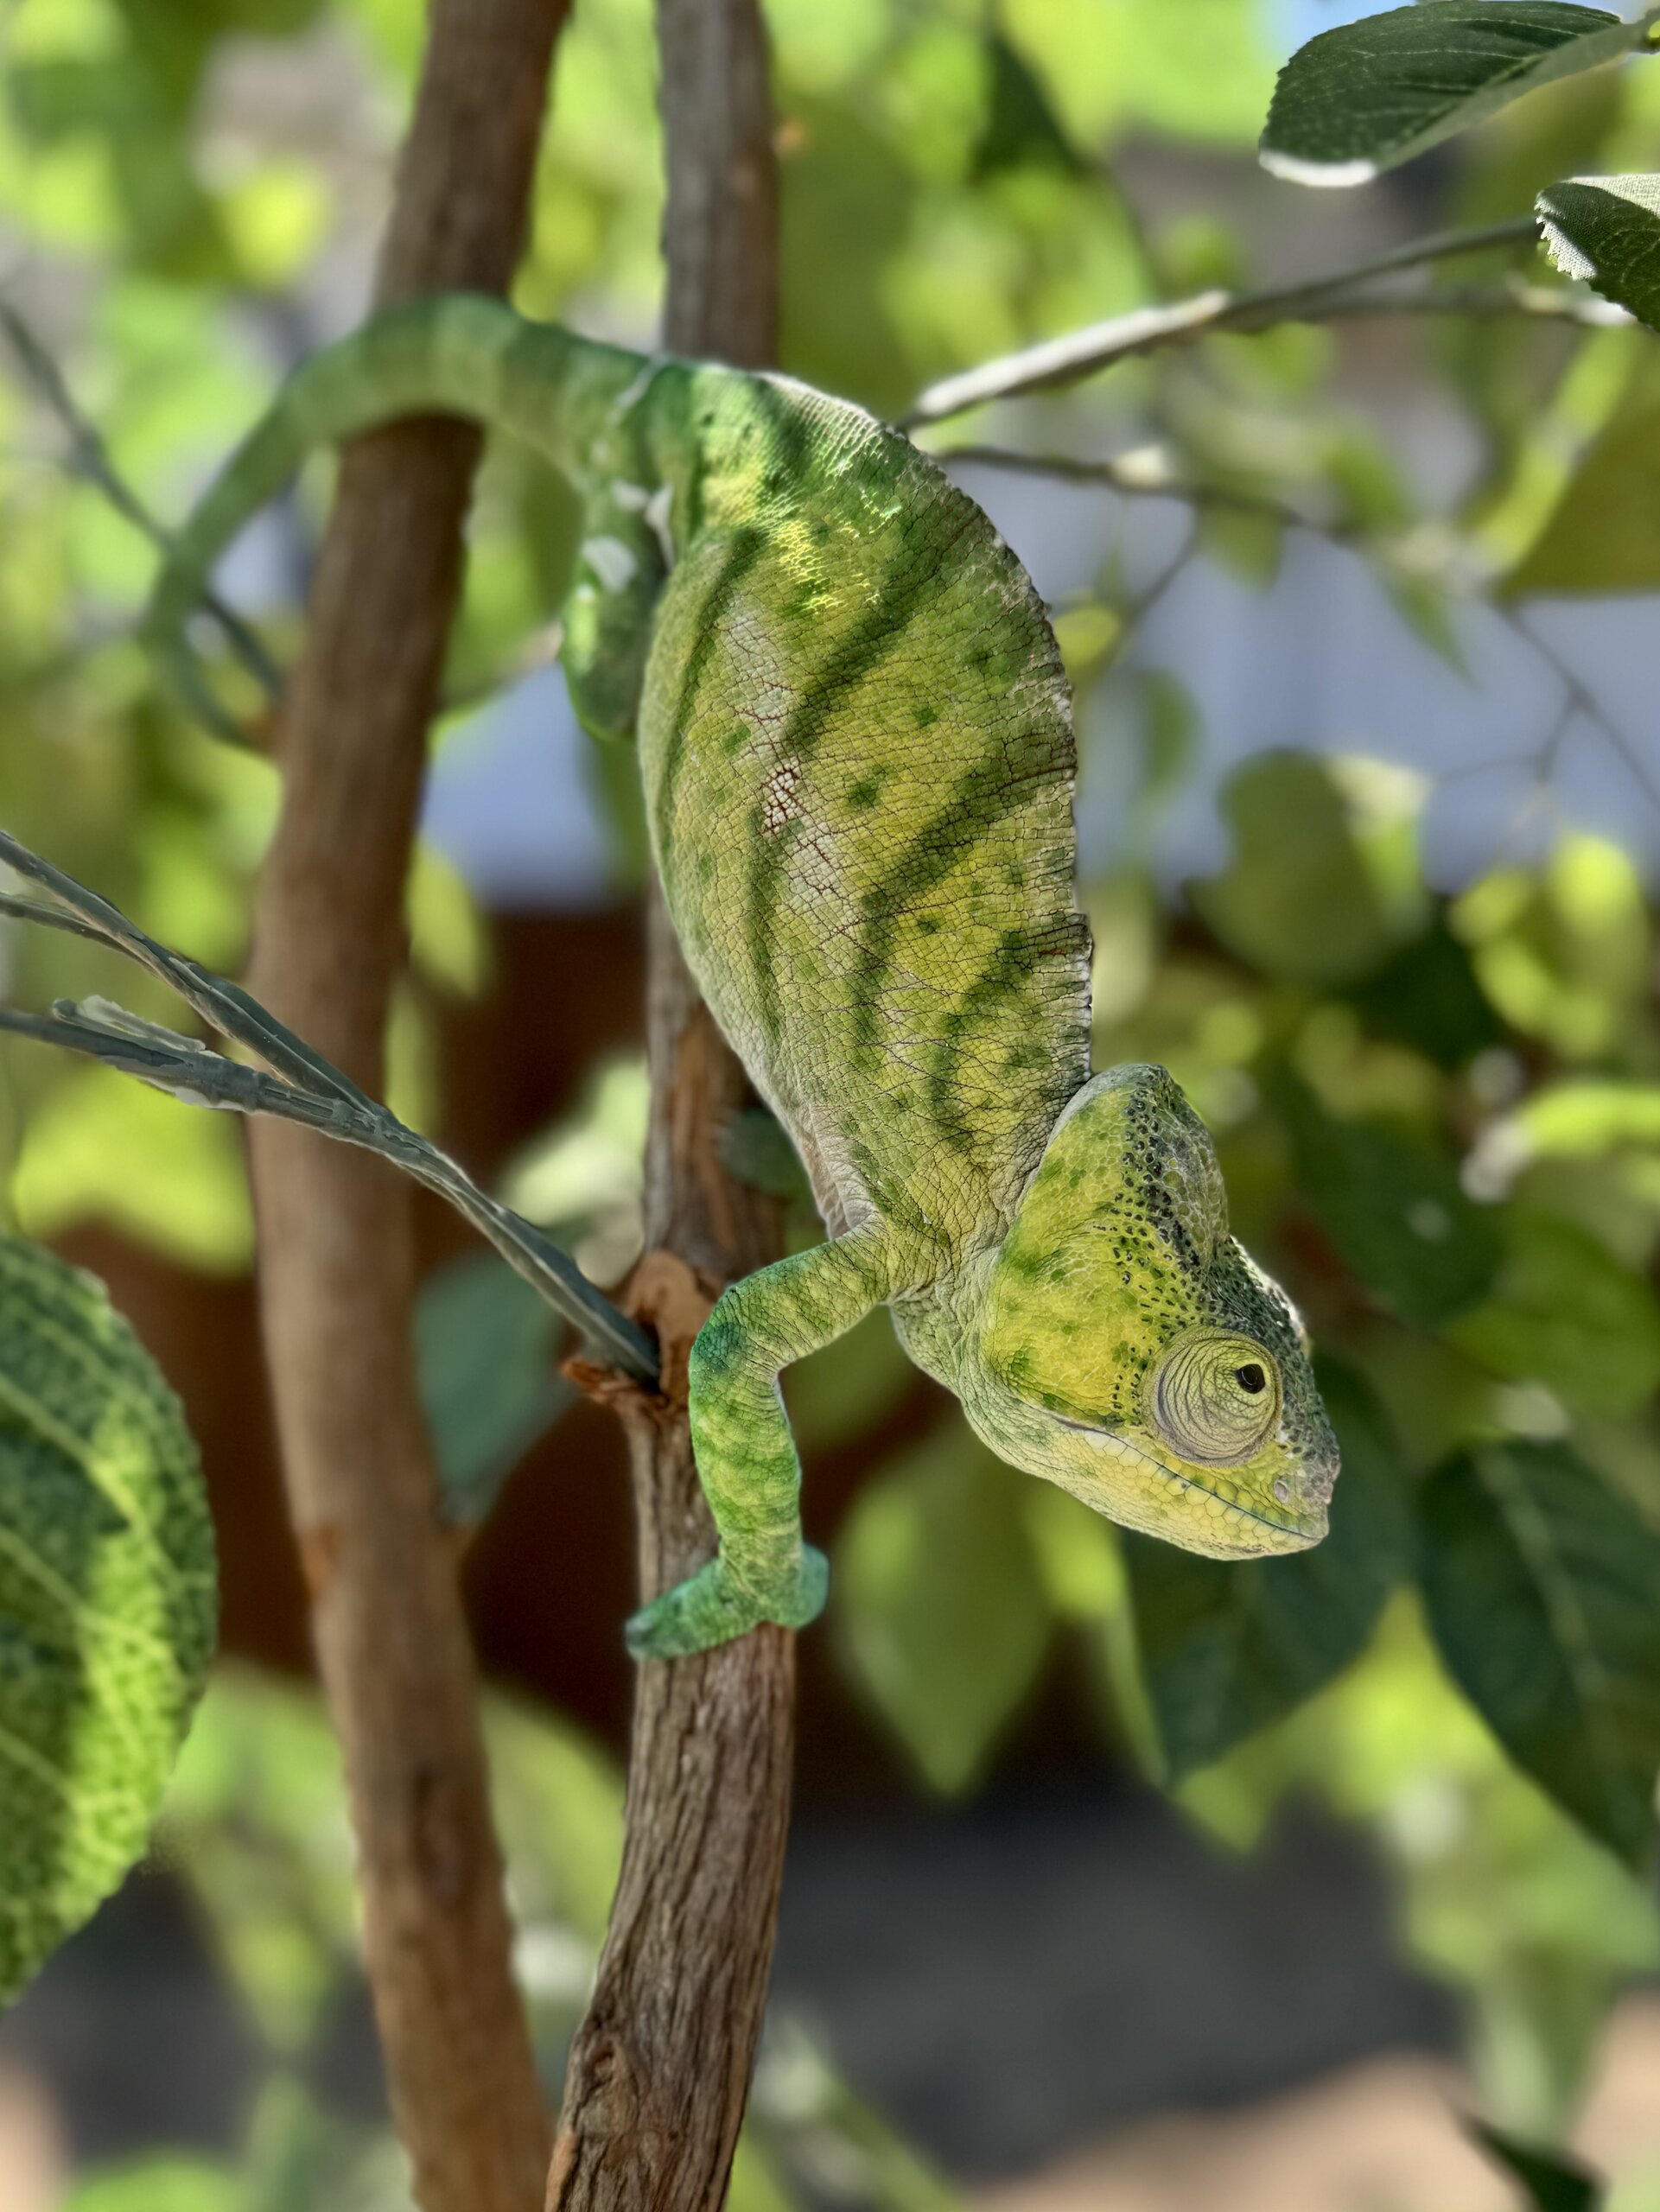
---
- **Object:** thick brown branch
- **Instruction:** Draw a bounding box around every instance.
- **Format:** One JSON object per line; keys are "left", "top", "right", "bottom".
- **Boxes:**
{"left": 243, "top": 3, "right": 570, "bottom": 2206}
{"left": 547, "top": 5, "right": 790, "bottom": 2209}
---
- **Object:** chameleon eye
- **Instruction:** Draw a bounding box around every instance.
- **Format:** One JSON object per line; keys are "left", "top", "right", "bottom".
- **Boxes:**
{"left": 1152, "top": 1331, "right": 1280, "bottom": 1466}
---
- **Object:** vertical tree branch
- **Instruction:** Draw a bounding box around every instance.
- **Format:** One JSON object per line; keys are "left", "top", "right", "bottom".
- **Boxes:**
{"left": 547, "top": 5, "right": 788, "bottom": 2209}
{"left": 244, "top": 3, "right": 569, "bottom": 2206}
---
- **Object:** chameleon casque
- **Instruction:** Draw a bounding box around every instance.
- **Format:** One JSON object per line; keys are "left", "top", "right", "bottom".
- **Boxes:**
{"left": 148, "top": 298, "right": 1340, "bottom": 1661}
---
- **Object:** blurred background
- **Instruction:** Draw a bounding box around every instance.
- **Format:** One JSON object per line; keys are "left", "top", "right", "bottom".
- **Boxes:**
{"left": 1, "top": 0, "right": 1659, "bottom": 2204}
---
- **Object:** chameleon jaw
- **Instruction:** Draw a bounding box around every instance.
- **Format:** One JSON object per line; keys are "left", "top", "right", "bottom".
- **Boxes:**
{"left": 1052, "top": 1414, "right": 1329, "bottom": 1553}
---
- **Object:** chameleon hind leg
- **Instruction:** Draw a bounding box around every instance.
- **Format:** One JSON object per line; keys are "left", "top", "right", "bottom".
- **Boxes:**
{"left": 626, "top": 1223, "right": 904, "bottom": 1660}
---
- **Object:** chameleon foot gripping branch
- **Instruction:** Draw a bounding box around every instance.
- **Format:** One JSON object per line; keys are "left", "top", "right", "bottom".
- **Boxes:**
{"left": 143, "top": 295, "right": 1340, "bottom": 1660}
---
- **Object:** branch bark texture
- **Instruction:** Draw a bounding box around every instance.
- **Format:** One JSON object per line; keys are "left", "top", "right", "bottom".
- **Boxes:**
{"left": 245, "top": 4, "right": 569, "bottom": 2206}
{"left": 547, "top": 5, "right": 789, "bottom": 2209}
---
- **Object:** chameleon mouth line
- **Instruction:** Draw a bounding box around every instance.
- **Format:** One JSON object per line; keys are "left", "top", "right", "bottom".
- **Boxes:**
{"left": 1055, "top": 1416, "right": 1311, "bottom": 1541}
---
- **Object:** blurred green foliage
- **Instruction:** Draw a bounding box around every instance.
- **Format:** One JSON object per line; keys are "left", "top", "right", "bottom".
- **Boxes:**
{"left": 4, "top": 0, "right": 1660, "bottom": 2196}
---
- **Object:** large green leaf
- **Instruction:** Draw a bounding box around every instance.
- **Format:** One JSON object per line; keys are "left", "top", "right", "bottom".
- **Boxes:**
{"left": 0, "top": 1235, "right": 216, "bottom": 2006}
{"left": 1506, "top": 403, "right": 1660, "bottom": 594}
{"left": 1445, "top": 1212, "right": 1660, "bottom": 1415}
{"left": 1125, "top": 1357, "right": 1409, "bottom": 1780}
{"left": 1269, "top": 1067, "right": 1502, "bottom": 1328}
{"left": 1537, "top": 170, "right": 1660, "bottom": 326}
{"left": 835, "top": 1421, "right": 1051, "bottom": 1794}
{"left": 1261, "top": 4, "right": 1652, "bottom": 187}
{"left": 1419, "top": 1439, "right": 1660, "bottom": 1867}
{"left": 1469, "top": 2120, "right": 1604, "bottom": 2210}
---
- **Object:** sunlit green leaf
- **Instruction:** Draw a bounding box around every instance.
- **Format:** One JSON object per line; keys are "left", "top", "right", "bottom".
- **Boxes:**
{"left": 1445, "top": 1211, "right": 1660, "bottom": 1414}
{"left": 835, "top": 1420, "right": 1051, "bottom": 1794}
{"left": 1419, "top": 1439, "right": 1660, "bottom": 1868}
{"left": 0, "top": 1235, "right": 216, "bottom": 2008}
{"left": 63, "top": 2159, "right": 239, "bottom": 2212}
{"left": 415, "top": 1252, "right": 570, "bottom": 1527}
{"left": 1505, "top": 402, "right": 1660, "bottom": 595}
{"left": 1269, "top": 1066, "right": 1502, "bottom": 1327}
{"left": 1469, "top": 2119, "right": 1604, "bottom": 2209}
{"left": 1261, "top": 4, "right": 1653, "bottom": 188}
{"left": 1125, "top": 1357, "right": 1409, "bottom": 1780}
{"left": 1537, "top": 169, "right": 1660, "bottom": 327}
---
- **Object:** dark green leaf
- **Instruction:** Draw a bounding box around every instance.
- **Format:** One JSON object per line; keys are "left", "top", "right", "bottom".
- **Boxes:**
{"left": 1126, "top": 1357, "right": 1409, "bottom": 1779}
{"left": 1537, "top": 170, "right": 1660, "bottom": 327}
{"left": 1445, "top": 1211, "right": 1660, "bottom": 1414}
{"left": 972, "top": 33, "right": 1084, "bottom": 181}
{"left": 836, "top": 1421, "right": 1051, "bottom": 1794}
{"left": 1506, "top": 403, "right": 1660, "bottom": 594}
{"left": 722, "top": 1107, "right": 811, "bottom": 1201}
{"left": 1469, "top": 2120, "right": 1604, "bottom": 2210}
{"left": 415, "top": 1253, "right": 571, "bottom": 1526}
{"left": 1344, "top": 920, "right": 1506, "bottom": 1069}
{"left": 1419, "top": 1439, "right": 1660, "bottom": 1867}
{"left": 1269, "top": 1066, "right": 1502, "bottom": 1327}
{"left": 1261, "top": 3, "right": 1650, "bottom": 186}
{"left": 0, "top": 1235, "right": 216, "bottom": 2007}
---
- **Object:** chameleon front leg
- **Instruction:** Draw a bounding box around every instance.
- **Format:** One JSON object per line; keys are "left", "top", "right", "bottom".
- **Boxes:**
{"left": 626, "top": 1223, "right": 906, "bottom": 1660}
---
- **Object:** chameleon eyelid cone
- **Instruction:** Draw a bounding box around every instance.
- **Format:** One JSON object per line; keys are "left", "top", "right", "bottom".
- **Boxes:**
{"left": 144, "top": 295, "right": 1339, "bottom": 1661}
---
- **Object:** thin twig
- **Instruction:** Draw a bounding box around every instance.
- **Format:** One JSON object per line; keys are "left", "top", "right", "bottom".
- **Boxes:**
{"left": 0, "top": 828, "right": 658, "bottom": 1382}
{"left": 902, "top": 213, "right": 1583, "bottom": 425}
{"left": 0, "top": 298, "right": 282, "bottom": 701}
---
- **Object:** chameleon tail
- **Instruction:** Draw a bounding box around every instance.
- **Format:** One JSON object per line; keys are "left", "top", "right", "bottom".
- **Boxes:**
{"left": 143, "top": 296, "right": 650, "bottom": 734}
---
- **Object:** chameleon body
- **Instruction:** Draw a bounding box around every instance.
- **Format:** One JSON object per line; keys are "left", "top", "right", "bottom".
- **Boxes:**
{"left": 148, "top": 298, "right": 1339, "bottom": 1659}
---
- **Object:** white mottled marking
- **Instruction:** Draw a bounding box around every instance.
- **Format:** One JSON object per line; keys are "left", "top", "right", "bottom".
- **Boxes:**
{"left": 644, "top": 483, "right": 677, "bottom": 569}
{"left": 582, "top": 535, "right": 638, "bottom": 591}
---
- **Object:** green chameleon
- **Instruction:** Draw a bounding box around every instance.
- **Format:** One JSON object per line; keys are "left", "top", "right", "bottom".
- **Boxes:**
{"left": 147, "top": 298, "right": 1339, "bottom": 1661}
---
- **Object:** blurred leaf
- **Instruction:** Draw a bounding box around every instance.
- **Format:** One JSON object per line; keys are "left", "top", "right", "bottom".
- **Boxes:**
{"left": 483, "top": 1697, "right": 623, "bottom": 1950}
{"left": 836, "top": 1420, "right": 1051, "bottom": 1794}
{"left": 163, "top": 1666, "right": 354, "bottom": 2051}
{"left": 12, "top": 1063, "right": 254, "bottom": 1274}
{"left": 1384, "top": 569, "right": 1470, "bottom": 675}
{"left": 1445, "top": 1211, "right": 1660, "bottom": 1414}
{"left": 1469, "top": 2119, "right": 1604, "bottom": 2209}
{"left": 971, "top": 31, "right": 1084, "bottom": 180}
{"left": 1191, "top": 751, "right": 1428, "bottom": 987}
{"left": 63, "top": 2160, "right": 239, "bottom": 2212}
{"left": 1260, "top": 4, "right": 1651, "bottom": 187}
{"left": 1419, "top": 1439, "right": 1660, "bottom": 1868}
{"left": 1537, "top": 169, "right": 1660, "bottom": 328}
{"left": 723, "top": 1107, "right": 811, "bottom": 1200}
{"left": 0, "top": 1236, "right": 215, "bottom": 2008}
{"left": 1199, "top": 505, "right": 1283, "bottom": 588}
{"left": 1453, "top": 838, "right": 1650, "bottom": 1057}
{"left": 1125, "top": 1357, "right": 1409, "bottom": 1780}
{"left": 1344, "top": 920, "right": 1507, "bottom": 1069}
{"left": 785, "top": 1303, "right": 915, "bottom": 1453}
{"left": 1506, "top": 402, "right": 1660, "bottom": 594}
{"left": 415, "top": 1252, "right": 570, "bottom": 1527}
{"left": 1269, "top": 1065, "right": 1502, "bottom": 1326}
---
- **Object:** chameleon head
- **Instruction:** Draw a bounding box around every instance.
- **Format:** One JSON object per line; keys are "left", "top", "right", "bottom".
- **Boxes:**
{"left": 962, "top": 1065, "right": 1338, "bottom": 1557}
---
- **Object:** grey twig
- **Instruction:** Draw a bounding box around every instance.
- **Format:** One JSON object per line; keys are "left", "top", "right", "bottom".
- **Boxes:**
{"left": 0, "top": 828, "right": 659, "bottom": 1384}
{"left": 900, "top": 214, "right": 1618, "bottom": 426}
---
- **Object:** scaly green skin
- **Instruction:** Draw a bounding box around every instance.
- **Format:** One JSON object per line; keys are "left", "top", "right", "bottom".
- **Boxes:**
{"left": 147, "top": 296, "right": 1340, "bottom": 1661}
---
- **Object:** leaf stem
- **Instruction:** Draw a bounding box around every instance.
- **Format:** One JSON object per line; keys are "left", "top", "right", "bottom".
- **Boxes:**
{"left": 902, "top": 213, "right": 1556, "bottom": 426}
{"left": 0, "top": 829, "right": 659, "bottom": 1384}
